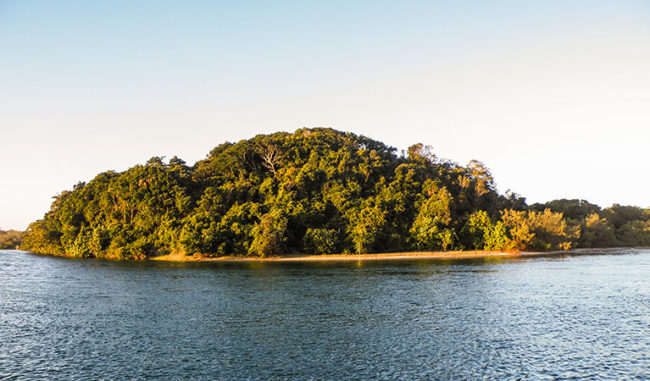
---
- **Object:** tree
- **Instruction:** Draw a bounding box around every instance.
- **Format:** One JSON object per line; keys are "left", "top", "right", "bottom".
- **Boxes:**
{"left": 303, "top": 228, "right": 338, "bottom": 254}
{"left": 617, "top": 221, "right": 650, "bottom": 247}
{"left": 499, "top": 210, "right": 534, "bottom": 250}
{"left": 409, "top": 185, "right": 454, "bottom": 251}
{"left": 529, "top": 199, "right": 601, "bottom": 221}
{"left": 348, "top": 206, "right": 386, "bottom": 254}
{"left": 466, "top": 160, "right": 495, "bottom": 197}
{"left": 579, "top": 213, "right": 617, "bottom": 248}
{"left": 526, "top": 209, "right": 580, "bottom": 251}
{"left": 500, "top": 209, "right": 579, "bottom": 251}
{"left": 601, "top": 204, "right": 650, "bottom": 230}
{"left": 462, "top": 211, "right": 512, "bottom": 251}
{"left": 256, "top": 139, "right": 283, "bottom": 176}
{"left": 249, "top": 210, "right": 288, "bottom": 257}
{"left": 407, "top": 143, "right": 436, "bottom": 163}
{"left": 0, "top": 230, "right": 23, "bottom": 250}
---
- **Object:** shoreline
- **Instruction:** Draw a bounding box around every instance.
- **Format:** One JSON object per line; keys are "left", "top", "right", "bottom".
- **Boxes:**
{"left": 149, "top": 247, "right": 633, "bottom": 263}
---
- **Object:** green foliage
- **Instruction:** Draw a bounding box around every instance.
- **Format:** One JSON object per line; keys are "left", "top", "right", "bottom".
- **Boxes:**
{"left": 485, "top": 222, "right": 511, "bottom": 251}
{"left": 249, "top": 210, "right": 288, "bottom": 257}
{"left": 579, "top": 213, "right": 617, "bottom": 248}
{"left": 23, "top": 158, "right": 192, "bottom": 259}
{"left": 499, "top": 210, "right": 534, "bottom": 250}
{"left": 0, "top": 230, "right": 23, "bottom": 250}
{"left": 601, "top": 204, "right": 650, "bottom": 229}
{"left": 303, "top": 228, "right": 338, "bottom": 254}
{"left": 463, "top": 211, "right": 512, "bottom": 251}
{"left": 530, "top": 199, "right": 601, "bottom": 221}
{"left": 500, "top": 209, "right": 580, "bottom": 251}
{"left": 409, "top": 184, "right": 454, "bottom": 251}
{"left": 617, "top": 220, "right": 650, "bottom": 247}
{"left": 348, "top": 205, "right": 386, "bottom": 254}
{"left": 20, "top": 128, "right": 650, "bottom": 259}
{"left": 526, "top": 209, "right": 580, "bottom": 251}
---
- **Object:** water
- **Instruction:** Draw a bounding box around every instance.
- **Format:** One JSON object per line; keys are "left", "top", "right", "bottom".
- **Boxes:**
{"left": 1, "top": 249, "right": 649, "bottom": 380}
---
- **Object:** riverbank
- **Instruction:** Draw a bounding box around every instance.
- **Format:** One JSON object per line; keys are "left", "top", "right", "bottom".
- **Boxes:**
{"left": 150, "top": 248, "right": 622, "bottom": 263}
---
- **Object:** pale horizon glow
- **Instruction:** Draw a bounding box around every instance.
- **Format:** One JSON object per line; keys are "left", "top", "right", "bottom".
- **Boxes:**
{"left": 1, "top": 1, "right": 650, "bottom": 230}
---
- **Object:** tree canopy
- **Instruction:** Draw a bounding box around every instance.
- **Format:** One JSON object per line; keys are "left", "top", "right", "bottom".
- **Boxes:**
{"left": 0, "top": 230, "right": 23, "bottom": 250}
{"left": 20, "top": 128, "right": 650, "bottom": 259}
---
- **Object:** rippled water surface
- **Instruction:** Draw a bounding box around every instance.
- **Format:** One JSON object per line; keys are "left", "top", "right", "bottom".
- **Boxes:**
{"left": 1, "top": 249, "right": 650, "bottom": 380}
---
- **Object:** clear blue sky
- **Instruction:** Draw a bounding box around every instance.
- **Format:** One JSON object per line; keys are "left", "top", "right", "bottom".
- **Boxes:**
{"left": 1, "top": 0, "right": 649, "bottom": 230}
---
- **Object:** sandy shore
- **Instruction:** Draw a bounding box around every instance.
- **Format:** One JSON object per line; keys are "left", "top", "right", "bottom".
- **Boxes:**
{"left": 150, "top": 249, "right": 600, "bottom": 263}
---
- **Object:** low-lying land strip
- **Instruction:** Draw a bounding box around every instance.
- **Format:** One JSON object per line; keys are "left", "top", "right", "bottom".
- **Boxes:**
{"left": 151, "top": 248, "right": 629, "bottom": 263}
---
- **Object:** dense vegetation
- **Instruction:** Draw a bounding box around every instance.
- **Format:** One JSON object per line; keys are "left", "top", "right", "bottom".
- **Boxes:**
{"left": 0, "top": 230, "right": 23, "bottom": 250}
{"left": 21, "top": 128, "right": 650, "bottom": 259}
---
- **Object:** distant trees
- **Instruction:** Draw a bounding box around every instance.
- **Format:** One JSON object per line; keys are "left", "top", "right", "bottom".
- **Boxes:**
{"left": 527, "top": 201, "right": 650, "bottom": 249}
{"left": 579, "top": 213, "right": 616, "bottom": 248}
{"left": 0, "top": 230, "right": 23, "bottom": 249}
{"left": 19, "top": 128, "right": 650, "bottom": 259}
{"left": 530, "top": 199, "right": 600, "bottom": 221}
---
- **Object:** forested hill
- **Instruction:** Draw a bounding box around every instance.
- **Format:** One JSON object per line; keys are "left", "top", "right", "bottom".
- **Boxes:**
{"left": 21, "top": 128, "right": 650, "bottom": 260}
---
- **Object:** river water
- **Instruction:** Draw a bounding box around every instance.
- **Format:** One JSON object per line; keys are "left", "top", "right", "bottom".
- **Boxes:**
{"left": 1, "top": 249, "right": 649, "bottom": 380}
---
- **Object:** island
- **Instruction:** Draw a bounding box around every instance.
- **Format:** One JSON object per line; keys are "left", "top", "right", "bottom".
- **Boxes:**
{"left": 21, "top": 128, "right": 650, "bottom": 260}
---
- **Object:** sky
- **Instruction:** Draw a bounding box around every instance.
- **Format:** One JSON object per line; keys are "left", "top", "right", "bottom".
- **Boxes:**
{"left": 1, "top": 0, "right": 649, "bottom": 230}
